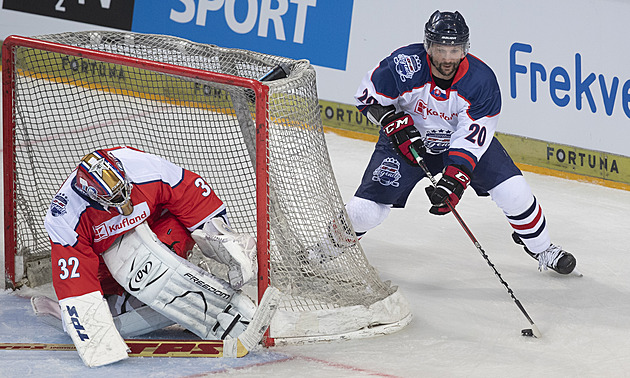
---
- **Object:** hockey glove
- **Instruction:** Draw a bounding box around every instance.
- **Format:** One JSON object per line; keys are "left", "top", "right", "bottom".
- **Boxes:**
{"left": 425, "top": 165, "right": 471, "bottom": 215}
{"left": 381, "top": 112, "right": 425, "bottom": 165}
{"left": 192, "top": 218, "right": 257, "bottom": 290}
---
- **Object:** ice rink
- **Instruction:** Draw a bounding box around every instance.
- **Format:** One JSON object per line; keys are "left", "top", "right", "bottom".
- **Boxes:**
{"left": 2, "top": 131, "right": 630, "bottom": 377}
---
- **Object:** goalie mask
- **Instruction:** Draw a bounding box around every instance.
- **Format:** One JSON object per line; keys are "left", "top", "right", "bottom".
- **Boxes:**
{"left": 76, "top": 149, "right": 133, "bottom": 215}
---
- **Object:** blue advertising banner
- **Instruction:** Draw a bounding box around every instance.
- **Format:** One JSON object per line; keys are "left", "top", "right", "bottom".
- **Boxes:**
{"left": 3, "top": 0, "right": 354, "bottom": 70}
{"left": 131, "top": 0, "right": 354, "bottom": 70}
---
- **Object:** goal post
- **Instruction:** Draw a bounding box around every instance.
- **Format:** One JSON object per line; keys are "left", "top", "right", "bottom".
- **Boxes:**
{"left": 2, "top": 31, "right": 411, "bottom": 345}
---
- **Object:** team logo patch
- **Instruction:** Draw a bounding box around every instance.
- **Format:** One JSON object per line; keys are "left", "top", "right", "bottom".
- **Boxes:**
{"left": 394, "top": 53, "right": 421, "bottom": 82}
{"left": 50, "top": 193, "right": 69, "bottom": 217}
{"left": 372, "top": 158, "right": 401, "bottom": 187}
{"left": 424, "top": 129, "right": 453, "bottom": 154}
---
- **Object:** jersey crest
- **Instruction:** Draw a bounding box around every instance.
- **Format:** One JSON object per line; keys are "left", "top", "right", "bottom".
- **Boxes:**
{"left": 424, "top": 129, "right": 453, "bottom": 154}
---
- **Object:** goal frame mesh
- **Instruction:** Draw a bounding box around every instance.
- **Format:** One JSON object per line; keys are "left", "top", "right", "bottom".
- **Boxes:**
{"left": 2, "top": 35, "right": 273, "bottom": 294}
{"left": 2, "top": 32, "right": 411, "bottom": 346}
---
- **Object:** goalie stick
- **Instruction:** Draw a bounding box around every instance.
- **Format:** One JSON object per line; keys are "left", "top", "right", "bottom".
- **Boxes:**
{"left": 0, "top": 339, "right": 247, "bottom": 358}
{"left": 410, "top": 146, "right": 542, "bottom": 338}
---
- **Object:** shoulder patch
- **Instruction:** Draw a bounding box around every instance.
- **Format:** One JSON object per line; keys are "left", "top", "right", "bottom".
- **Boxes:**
{"left": 50, "top": 193, "right": 69, "bottom": 217}
{"left": 393, "top": 53, "right": 422, "bottom": 82}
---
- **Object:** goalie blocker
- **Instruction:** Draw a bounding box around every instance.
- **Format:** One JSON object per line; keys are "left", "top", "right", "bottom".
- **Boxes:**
{"left": 57, "top": 222, "right": 278, "bottom": 367}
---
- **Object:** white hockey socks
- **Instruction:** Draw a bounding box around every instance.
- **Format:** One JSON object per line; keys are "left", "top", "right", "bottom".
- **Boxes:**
{"left": 192, "top": 217, "right": 257, "bottom": 290}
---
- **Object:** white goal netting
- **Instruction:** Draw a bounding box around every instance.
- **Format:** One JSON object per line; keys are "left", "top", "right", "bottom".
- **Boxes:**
{"left": 3, "top": 31, "right": 411, "bottom": 343}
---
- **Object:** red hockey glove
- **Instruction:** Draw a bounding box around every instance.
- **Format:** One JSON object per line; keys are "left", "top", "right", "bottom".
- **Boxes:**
{"left": 381, "top": 112, "right": 425, "bottom": 165}
{"left": 425, "top": 165, "right": 471, "bottom": 215}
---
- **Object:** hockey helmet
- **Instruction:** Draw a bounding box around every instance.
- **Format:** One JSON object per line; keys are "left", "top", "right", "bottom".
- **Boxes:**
{"left": 424, "top": 10, "right": 470, "bottom": 52}
{"left": 75, "top": 149, "right": 133, "bottom": 214}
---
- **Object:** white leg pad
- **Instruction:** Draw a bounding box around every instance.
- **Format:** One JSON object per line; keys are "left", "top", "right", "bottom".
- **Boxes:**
{"left": 237, "top": 286, "right": 281, "bottom": 351}
{"left": 59, "top": 291, "right": 129, "bottom": 367}
{"left": 102, "top": 222, "right": 255, "bottom": 340}
{"left": 113, "top": 305, "right": 176, "bottom": 338}
{"left": 33, "top": 294, "right": 175, "bottom": 338}
{"left": 31, "top": 296, "right": 64, "bottom": 331}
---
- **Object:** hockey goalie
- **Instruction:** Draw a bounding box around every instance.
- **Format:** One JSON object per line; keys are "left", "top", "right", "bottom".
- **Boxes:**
{"left": 37, "top": 147, "right": 279, "bottom": 367}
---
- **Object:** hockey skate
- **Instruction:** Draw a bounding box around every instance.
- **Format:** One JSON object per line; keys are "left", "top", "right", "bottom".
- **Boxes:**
{"left": 298, "top": 240, "right": 348, "bottom": 277}
{"left": 511, "top": 232, "right": 577, "bottom": 274}
{"left": 297, "top": 212, "right": 358, "bottom": 277}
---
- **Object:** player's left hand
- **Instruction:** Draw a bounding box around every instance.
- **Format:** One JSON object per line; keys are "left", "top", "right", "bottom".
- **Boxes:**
{"left": 425, "top": 165, "right": 471, "bottom": 215}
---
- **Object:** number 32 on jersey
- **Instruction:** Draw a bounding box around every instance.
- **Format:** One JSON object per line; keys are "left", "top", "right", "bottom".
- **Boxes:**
{"left": 58, "top": 257, "right": 80, "bottom": 280}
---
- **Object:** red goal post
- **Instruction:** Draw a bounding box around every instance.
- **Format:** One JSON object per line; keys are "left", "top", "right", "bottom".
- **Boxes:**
{"left": 2, "top": 35, "right": 271, "bottom": 297}
{"left": 2, "top": 32, "right": 411, "bottom": 345}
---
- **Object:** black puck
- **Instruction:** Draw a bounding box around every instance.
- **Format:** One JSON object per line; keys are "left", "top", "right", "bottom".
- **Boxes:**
{"left": 521, "top": 328, "right": 534, "bottom": 337}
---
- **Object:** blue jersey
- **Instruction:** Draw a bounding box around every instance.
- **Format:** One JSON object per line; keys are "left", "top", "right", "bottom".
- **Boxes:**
{"left": 355, "top": 43, "right": 501, "bottom": 174}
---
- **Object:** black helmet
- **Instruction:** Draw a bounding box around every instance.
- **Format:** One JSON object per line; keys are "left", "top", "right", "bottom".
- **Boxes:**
{"left": 424, "top": 10, "right": 470, "bottom": 50}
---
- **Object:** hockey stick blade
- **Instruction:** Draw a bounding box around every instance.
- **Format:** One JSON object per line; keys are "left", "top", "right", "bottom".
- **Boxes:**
{"left": 521, "top": 323, "right": 542, "bottom": 338}
{"left": 237, "top": 287, "right": 281, "bottom": 351}
{"left": 410, "top": 146, "right": 542, "bottom": 339}
{"left": 0, "top": 339, "right": 248, "bottom": 358}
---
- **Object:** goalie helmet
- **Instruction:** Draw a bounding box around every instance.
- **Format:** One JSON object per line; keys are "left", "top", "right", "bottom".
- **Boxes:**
{"left": 424, "top": 10, "right": 470, "bottom": 53}
{"left": 75, "top": 149, "right": 133, "bottom": 215}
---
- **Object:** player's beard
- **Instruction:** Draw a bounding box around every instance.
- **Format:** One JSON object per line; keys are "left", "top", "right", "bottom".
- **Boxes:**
{"left": 433, "top": 60, "right": 460, "bottom": 79}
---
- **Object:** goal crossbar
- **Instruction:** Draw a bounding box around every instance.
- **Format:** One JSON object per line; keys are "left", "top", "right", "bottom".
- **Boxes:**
{"left": 3, "top": 31, "right": 410, "bottom": 346}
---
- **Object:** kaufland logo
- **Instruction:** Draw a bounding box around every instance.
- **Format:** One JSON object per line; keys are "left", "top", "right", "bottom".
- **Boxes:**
{"left": 415, "top": 99, "right": 457, "bottom": 121}
{"left": 93, "top": 202, "right": 150, "bottom": 242}
{"left": 416, "top": 99, "right": 428, "bottom": 119}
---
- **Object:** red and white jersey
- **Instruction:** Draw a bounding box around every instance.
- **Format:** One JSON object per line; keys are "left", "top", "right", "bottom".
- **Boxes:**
{"left": 44, "top": 147, "right": 226, "bottom": 300}
{"left": 355, "top": 43, "right": 502, "bottom": 174}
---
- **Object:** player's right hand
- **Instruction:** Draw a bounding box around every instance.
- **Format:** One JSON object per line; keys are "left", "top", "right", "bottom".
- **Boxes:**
{"left": 381, "top": 112, "right": 425, "bottom": 165}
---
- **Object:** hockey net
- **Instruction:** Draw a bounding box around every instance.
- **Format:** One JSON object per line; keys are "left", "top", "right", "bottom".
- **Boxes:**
{"left": 2, "top": 31, "right": 411, "bottom": 344}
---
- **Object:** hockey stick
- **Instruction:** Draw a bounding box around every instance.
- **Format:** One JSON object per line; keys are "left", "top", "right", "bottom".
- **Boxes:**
{"left": 0, "top": 339, "right": 247, "bottom": 357}
{"left": 410, "top": 147, "right": 542, "bottom": 338}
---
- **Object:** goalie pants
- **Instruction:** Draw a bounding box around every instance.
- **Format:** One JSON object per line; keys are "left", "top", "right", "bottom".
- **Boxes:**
{"left": 98, "top": 211, "right": 196, "bottom": 296}
{"left": 352, "top": 134, "right": 551, "bottom": 253}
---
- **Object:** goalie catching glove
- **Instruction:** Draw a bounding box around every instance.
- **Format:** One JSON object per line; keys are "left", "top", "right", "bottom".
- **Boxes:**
{"left": 192, "top": 217, "right": 257, "bottom": 290}
{"left": 368, "top": 104, "right": 425, "bottom": 165}
{"left": 425, "top": 165, "right": 471, "bottom": 215}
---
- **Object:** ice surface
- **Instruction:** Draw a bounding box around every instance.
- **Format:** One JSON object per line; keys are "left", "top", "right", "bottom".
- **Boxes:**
{"left": 2, "top": 132, "right": 630, "bottom": 377}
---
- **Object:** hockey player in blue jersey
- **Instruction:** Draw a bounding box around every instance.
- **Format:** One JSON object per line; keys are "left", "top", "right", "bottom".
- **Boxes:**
{"left": 346, "top": 10, "right": 576, "bottom": 274}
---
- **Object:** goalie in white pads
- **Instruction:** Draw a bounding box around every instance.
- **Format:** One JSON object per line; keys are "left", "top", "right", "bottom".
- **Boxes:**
{"left": 42, "top": 147, "right": 275, "bottom": 367}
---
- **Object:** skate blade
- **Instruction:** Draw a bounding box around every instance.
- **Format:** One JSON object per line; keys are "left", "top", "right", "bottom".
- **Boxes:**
{"left": 570, "top": 268, "right": 583, "bottom": 277}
